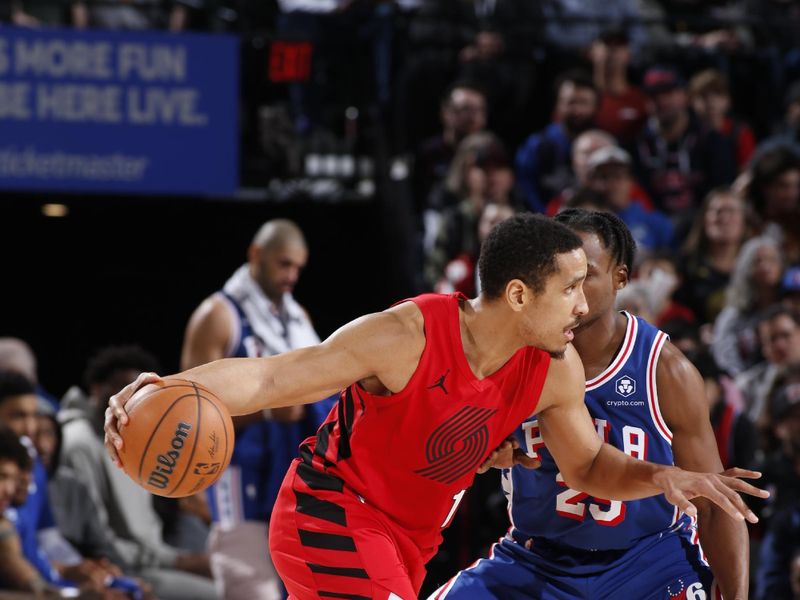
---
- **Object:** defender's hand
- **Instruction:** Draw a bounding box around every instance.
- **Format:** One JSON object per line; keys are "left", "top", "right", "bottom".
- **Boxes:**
{"left": 654, "top": 467, "right": 769, "bottom": 523}
{"left": 104, "top": 372, "right": 162, "bottom": 467}
{"left": 477, "top": 436, "right": 541, "bottom": 474}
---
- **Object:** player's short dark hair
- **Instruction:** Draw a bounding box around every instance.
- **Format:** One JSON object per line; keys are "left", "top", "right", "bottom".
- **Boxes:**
{"left": 554, "top": 208, "right": 636, "bottom": 273}
{"left": 0, "top": 370, "right": 36, "bottom": 407}
{"left": 478, "top": 213, "right": 583, "bottom": 298}
{"left": 0, "top": 426, "right": 32, "bottom": 471}
{"left": 84, "top": 346, "right": 160, "bottom": 388}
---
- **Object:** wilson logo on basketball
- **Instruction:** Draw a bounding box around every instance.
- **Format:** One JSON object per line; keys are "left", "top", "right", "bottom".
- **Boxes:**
{"left": 147, "top": 422, "right": 192, "bottom": 490}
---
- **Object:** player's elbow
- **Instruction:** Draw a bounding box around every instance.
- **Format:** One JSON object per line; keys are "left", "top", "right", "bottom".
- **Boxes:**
{"left": 559, "top": 466, "right": 592, "bottom": 494}
{"left": 558, "top": 446, "right": 606, "bottom": 497}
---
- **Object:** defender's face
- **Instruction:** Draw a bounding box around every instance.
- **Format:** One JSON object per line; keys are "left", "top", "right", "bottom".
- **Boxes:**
{"left": 522, "top": 249, "right": 588, "bottom": 357}
{"left": 574, "top": 232, "right": 625, "bottom": 332}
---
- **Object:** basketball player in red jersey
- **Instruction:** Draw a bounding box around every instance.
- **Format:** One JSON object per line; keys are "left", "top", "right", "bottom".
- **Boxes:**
{"left": 104, "top": 214, "right": 768, "bottom": 600}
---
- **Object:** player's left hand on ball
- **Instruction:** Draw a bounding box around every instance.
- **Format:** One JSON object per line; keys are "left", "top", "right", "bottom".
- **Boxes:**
{"left": 655, "top": 467, "right": 769, "bottom": 524}
{"left": 104, "top": 371, "right": 163, "bottom": 467}
{"left": 477, "top": 436, "right": 541, "bottom": 474}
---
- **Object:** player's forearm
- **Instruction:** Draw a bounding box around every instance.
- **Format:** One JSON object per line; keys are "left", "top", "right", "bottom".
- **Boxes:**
{"left": 567, "top": 443, "right": 674, "bottom": 500}
{"left": 179, "top": 356, "right": 335, "bottom": 416}
{"left": 697, "top": 502, "right": 749, "bottom": 599}
{"left": 179, "top": 357, "right": 283, "bottom": 416}
{"left": 172, "top": 358, "right": 266, "bottom": 416}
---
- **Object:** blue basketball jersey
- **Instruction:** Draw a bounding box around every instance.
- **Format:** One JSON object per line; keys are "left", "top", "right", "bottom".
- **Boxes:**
{"left": 504, "top": 312, "right": 692, "bottom": 551}
{"left": 207, "top": 292, "right": 335, "bottom": 525}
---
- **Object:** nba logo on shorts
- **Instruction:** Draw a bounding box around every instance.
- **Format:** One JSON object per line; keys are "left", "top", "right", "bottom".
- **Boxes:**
{"left": 615, "top": 375, "right": 636, "bottom": 397}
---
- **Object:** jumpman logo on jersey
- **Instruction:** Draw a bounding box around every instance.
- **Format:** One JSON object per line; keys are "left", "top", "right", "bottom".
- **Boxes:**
{"left": 427, "top": 369, "right": 450, "bottom": 395}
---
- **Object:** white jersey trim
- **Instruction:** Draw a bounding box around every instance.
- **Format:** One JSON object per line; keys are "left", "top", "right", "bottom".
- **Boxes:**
{"left": 646, "top": 331, "right": 673, "bottom": 444}
{"left": 586, "top": 312, "right": 637, "bottom": 391}
{"left": 502, "top": 470, "right": 515, "bottom": 529}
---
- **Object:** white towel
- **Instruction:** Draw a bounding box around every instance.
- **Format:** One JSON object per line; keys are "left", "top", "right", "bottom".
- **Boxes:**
{"left": 222, "top": 265, "right": 320, "bottom": 356}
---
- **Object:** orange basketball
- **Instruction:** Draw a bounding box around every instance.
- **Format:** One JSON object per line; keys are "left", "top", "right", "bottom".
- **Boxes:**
{"left": 118, "top": 378, "right": 234, "bottom": 498}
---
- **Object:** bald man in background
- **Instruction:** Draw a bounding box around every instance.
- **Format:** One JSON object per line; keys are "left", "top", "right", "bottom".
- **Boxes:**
{"left": 181, "top": 219, "right": 336, "bottom": 599}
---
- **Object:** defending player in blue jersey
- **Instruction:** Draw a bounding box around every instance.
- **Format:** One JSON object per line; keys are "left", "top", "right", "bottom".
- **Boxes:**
{"left": 431, "top": 209, "right": 749, "bottom": 599}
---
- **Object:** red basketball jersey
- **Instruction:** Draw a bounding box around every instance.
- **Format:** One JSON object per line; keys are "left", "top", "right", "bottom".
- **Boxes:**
{"left": 299, "top": 293, "right": 551, "bottom": 559}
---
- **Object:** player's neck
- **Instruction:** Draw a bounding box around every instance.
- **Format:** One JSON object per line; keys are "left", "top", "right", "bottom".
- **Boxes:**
{"left": 459, "top": 297, "right": 522, "bottom": 379}
{"left": 572, "top": 311, "right": 627, "bottom": 379}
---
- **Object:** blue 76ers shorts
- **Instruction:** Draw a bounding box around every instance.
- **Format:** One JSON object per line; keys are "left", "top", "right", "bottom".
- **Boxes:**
{"left": 429, "top": 528, "right": 722, "bottom": 600}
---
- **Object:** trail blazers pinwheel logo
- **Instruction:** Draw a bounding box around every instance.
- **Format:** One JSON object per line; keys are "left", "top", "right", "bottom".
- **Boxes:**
{"left": 415, "top": 406, "right": 497, "bottom": 484}
{"left": 615, "top": 375, "right": 636, "bottom": 397}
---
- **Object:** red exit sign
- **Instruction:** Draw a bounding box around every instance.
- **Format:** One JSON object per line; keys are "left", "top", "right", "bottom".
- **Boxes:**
{"left": 269, "top": 42, "right": 313, "bottom": 82}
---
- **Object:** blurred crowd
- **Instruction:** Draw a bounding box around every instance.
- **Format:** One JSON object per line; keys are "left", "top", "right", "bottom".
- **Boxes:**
{"left": 2, "top": 1, "right": 800, "bottom": 598}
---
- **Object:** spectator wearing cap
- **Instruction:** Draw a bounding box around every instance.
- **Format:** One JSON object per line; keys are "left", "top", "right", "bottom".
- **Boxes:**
{"left": 425, "top": 132, "right": 518, "bottom": 290}
{"left": 736, "top": 305, "right": 800, "bottom": 425}
{"left": 589, "top": 28, "right": 648, "bottom": 144}
{"left": 689, "top": 69, "right": 756, "bottom": 170}
{"left": 584, "top": 145, "right": 674, "bottom": 257}
{"left": 515, "top": 70, "right": 599, "bottom": 213}
{"left": 544, "top": 129, "right": 655, "bottom": 216}
{"left": 544, "top": 129, "right": 614, "bottom": 215}
{"left": 633, "top": 64, "right": 738, "bottom": 232}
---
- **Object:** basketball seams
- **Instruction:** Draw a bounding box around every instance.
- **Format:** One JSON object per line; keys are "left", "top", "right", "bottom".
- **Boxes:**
{"left": 126, "top": 379, "right": 210, "bottom": 417}
{"left": 165, "top": 383, "right": 204, "bottom": 496}
{"left": 198, "top": 392, "right": 233, "bottom": 487}
{"left": 134, "top": 393, "right": 196, "bottom": 483}
{"left": 122, "top": 377, "right": 231, "bottom": 498}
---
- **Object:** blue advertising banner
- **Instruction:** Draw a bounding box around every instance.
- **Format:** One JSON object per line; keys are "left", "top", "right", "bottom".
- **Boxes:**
{"left": 0, "top": 26, "right": 238, "bottom": 196}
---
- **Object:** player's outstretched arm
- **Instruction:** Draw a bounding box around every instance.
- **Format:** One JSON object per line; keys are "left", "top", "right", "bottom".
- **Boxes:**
{"left": 105, "top": 302, "right": 425, "bottom": 465}
{"left": 536, "top": 345, "right": 769, "bottom": 524}
{"left": 657, "top": 342, "right": 750, "bottom": 600}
